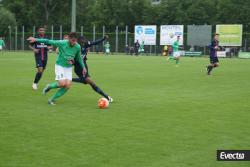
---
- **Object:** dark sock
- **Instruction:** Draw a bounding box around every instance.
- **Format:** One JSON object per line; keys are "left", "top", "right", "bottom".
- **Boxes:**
{"left": 207, "top": 65, "right": 213, "bottom": 74}
{"left": 34, "top": 72, "right": 43, "bottom": 84}
{"left": 72, "top": 78, "right": 82, "bottom": 83}
{"left": 90, "top": 84, "right": 109, "bottom": 99}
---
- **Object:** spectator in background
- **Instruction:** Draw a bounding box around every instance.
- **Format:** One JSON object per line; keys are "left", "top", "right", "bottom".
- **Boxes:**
{"left": 190, "top": 45, "right": 194, "bottom": 52}
{"left": 163, "top": 45, "right": 168, "bottom": 56}
{"left": 104, "top": 41, "right": 110, "bottom": 55}
{"left": 168, "top": 45, "right": 173, "bottom": 56}
{"left": 0, "top": 37, "right": 5, "bottom": 53}
{"left": 125, "top": 45, "right": 129, "bottom": 55}
{"left": 139, "top": 41, "right": 145, "bottom": 54}
{"left": 130, "top": 46, "right": 134, "bottom": 55}
{"left": 134, "top": 40, "right": 140, "bottom": 56}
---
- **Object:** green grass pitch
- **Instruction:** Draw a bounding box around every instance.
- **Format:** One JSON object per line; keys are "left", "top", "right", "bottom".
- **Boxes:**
{"left": 0, "top": 51, "right": 250, "bottom": 167}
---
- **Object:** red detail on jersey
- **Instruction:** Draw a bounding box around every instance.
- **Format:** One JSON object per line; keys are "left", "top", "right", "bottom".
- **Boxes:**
{"left": 41, "top": 48, "right": 44, "bottom": 60}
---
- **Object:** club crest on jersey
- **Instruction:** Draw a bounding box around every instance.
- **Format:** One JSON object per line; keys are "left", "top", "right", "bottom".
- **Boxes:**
{"left": 37, "top": 43, "right": 48, "bottom": 48}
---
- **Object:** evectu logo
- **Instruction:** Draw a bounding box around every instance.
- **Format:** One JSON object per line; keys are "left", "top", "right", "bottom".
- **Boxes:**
{"left": 217, "top": 150, "right": 250, "bottom": 161}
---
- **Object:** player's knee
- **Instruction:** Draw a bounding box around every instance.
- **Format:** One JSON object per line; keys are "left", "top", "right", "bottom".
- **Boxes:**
{"left": 80, "top": 77, "right": 88, "bottom": 84}
{"left": 58, "top": 81, "right": 66, "bottom": 87}
{"left": 37, "top": 67, "right": 44, "bottom": 73}
{"left": 65, "top": 83, "right": 71, "bottom": 89}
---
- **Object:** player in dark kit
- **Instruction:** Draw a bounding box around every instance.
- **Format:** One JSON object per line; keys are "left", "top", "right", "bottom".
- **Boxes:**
{"left": 29, "top": 27, "right": 50, "bottom": 90}
{"left": 72, "top": 35, "right": 113, "bottom": 102}
{"left": 206, "top": 34, "right": 220, "bottom": 75}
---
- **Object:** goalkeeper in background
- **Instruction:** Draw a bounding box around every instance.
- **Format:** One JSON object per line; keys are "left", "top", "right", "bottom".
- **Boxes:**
{"left": 28, "top": 32, "right": 86, "bottom": 105}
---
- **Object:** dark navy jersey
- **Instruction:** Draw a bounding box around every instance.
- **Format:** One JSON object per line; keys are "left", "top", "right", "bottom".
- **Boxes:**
{"left": 209, "top": 39, "right": 219, "bottom": 57}
{"left": 80, "top": 37, "right": 106, "bottom": 62}
{"left": 31, "top": 36, "right": 50, "bottom": 60}
{"left": 134, "top": 42, "right": 140, "bottom": 49}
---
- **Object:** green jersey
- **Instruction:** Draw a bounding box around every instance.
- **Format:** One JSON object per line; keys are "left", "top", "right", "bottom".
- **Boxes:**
{"left": 0, "top": 39, "right": 5, "bottom": 47}
{"left": 172, "top": 40, "right": 179, "bottom": 52}
{"left": 104, "top": 43, "right": 110, "bottom": 49}
{"left": 36, "top": 39, "right": 84, "bottom": 68}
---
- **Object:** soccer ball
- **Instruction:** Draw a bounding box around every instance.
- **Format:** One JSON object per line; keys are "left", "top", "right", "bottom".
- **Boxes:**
{"left": 98, "top": 98, "right": 109, "bottom": 109}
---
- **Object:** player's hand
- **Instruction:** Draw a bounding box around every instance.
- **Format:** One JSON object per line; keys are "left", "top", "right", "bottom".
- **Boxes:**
{"left": 68, "top": 60, "right": 75, "bottom": 65}
{"left": 27, "top": 37, "right": 36, "bottom": 43}
{"left": 82, "top": 67, "right": 87, "bottom": 77}
{"left": 104, "top": 35, "right": 109, "bottom": 39}
{"left": 214, "top": 46, "right": 219, "bottom": 50}
{"left": 33, "top": 49, "right": 39, "bottom": 53}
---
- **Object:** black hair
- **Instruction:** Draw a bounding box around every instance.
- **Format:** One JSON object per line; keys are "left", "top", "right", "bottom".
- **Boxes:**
{"left": 69, "top": 32, "right": 77, "bottom": 39}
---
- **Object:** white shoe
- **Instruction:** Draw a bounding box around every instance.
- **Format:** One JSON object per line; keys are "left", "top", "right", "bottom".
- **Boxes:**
{"left": 32, "top": 83, "right": 38, "bottom": 90}
{"left": 42, "top": 84, "right": 50, "bottom": 95}
{"left": 48, "top": 99, "right": 56, "bottom": 106}
{"left": 108, "top": 96, "right": 114, "bottom": 103}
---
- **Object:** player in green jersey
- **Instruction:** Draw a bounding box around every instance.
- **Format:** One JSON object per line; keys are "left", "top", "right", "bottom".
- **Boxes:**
{"left": 28, "top": 32, "right": 86, "bottom": 105}
{"left": 104, "top": 42, "right": 110, "bottom": 55}
{"left": 167, "top": 36, "right": 181, "bottom": 66}
{"left": 0, "top": 37, "right": 5, "bottom": 53}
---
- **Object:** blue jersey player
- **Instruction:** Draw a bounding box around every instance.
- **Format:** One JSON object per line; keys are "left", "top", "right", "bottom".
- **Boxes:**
{"left": 207, "top": 34, "right": 220, "bottom": 75}
{"left": 72, "top": 35, "right": 113, "bottom": 102}
{"left": 29, "top": 27, "right": 51, "bottom": 90}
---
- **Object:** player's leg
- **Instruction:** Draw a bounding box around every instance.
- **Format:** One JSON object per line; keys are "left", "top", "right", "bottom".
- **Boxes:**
{"left": 85, "top": 77, "right": 113, "bottom": 102}
{"left": 48, "top": 80, "right": 68, "bottom": 105}
{"left": 32, "top": 56, "right": 44, "bottom": 90}
{"left": 72, "top": 62, "right": 88, "bottom": 84}
{"left": 167, "top": 52, "right": 174, "bottom": 61}
{"left": 48, "top": 66, "right": 72, "bottom": 105}
{"left": 175, "top": 57, "right": 180, "bottom": 66}
{"left": 207, "top": 57, "right": 219, "bottom": 75}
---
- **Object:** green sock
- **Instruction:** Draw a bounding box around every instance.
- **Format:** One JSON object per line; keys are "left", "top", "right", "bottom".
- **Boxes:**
{"left": 49, "top": 82, "right": 59, "bottom": 89}
{"left": 176, "top": 59, "right": 179, "bottom": 64}
{"left": 50, "top": 87, "right": 68, "bottom": 101}
{"left": 169, "top": 56, "right": 174, "bottom": 60}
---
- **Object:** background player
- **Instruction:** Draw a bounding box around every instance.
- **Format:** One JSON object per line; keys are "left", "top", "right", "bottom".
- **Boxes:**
{"left": 207, "top": 34, "right": 220, "bottom": 75}
{"left": 104, "top": 41, "right": 110, "bottom": 55}
{"left": 0, "top": 37, "right": 5, "bottom": 54}
{"left": 168, "top": 36, "right": 181, "bottom": 66}
{"left": 72, "top": 35, "right": 113, "bottom": 102}
{"left": 29, "top": 27, "right": 51, "bottom": 90}
{"left": 28, "top": 32, "right": 86, "bottom": 105}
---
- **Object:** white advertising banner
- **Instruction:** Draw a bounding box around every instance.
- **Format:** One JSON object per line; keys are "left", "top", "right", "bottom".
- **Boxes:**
{"left": 160, "top": 25, "right": 184, "bottom": 45}
{"left": 134, "top": 25, "right": 157, "bottom": 45}
{"left": 217, "top": 51, "right": 226, "bottom": 58}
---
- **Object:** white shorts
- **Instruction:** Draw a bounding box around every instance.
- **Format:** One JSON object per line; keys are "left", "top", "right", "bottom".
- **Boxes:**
{"left": 0, "top": 46, "right": 2, "bottom": 50}
{"left": 105, "top": 49, "right": 110, "bottom": 53}
{"left": 173, "top": 51, "right": 181, "bottom": 58}
{"left": 55, "top": 64, "right": 72, "bottom": 81}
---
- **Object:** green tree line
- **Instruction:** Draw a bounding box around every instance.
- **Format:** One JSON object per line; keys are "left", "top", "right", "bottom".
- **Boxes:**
{"left": 0, "top": 0, "right": 250, "bottom": 35}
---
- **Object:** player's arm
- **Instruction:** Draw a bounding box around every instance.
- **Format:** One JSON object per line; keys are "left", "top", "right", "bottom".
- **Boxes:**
{"left": 172, "top": 42, "right": 178, "bottom": 50}
{"left": 28, "top": 42, "right": 40, "bottom": 53}
{"left": 209, "top": 41, "right": 218, "bottom": 50}
{"left": 89, "top": 35, "right": 108, "bottom": 46}
{"left": 75, "top": 49, "right": 87, "bottom": 76}
{"left": 27, "top": 37, "right": 62, "bottom": 47}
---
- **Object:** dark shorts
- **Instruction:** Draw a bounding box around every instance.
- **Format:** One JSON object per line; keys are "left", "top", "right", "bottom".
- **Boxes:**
{"left": 74, "top": 61, "right": 90, "bottom": 84}
{"left": 210, "top": 56, "right": 219, "bottom": 64}
{"left": 35, "top": 55, "right": 47, "bottom": 68}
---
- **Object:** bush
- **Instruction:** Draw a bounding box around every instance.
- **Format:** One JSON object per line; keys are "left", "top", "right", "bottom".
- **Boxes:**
{"left": 0, "top": 7, "right": 16, "bottom": 36}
